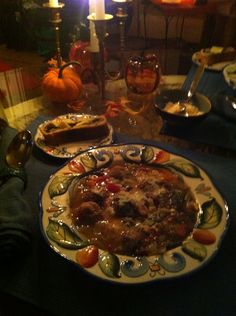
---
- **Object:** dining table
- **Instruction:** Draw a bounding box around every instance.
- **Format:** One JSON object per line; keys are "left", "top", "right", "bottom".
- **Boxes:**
{"left": 0, "top": 64, "right": 236, "bottom": 316}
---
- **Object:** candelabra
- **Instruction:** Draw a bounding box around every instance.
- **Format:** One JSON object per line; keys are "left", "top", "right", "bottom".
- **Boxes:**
{"left": 88, "top": 14, "right": 113, "bottom": 99}
{"left": 43, "top": 2, "right": 65, "bottom": 68}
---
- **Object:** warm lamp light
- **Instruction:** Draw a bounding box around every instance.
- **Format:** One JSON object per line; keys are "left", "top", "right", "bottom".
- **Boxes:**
{"left": 49, "top": 0, "right": 58, "bottom": 6}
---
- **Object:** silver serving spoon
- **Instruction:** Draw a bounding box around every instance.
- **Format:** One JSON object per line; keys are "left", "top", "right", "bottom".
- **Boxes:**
{"left": 178, "top": 63, "right": 205, "bottom": 115}
{"left": 5, "top": 130, "right": 33, "bottom": 169}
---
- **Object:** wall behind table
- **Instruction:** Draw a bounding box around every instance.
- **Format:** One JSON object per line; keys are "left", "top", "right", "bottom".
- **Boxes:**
{"left": 128, "top": 0, "right": 235, "bottom": 47}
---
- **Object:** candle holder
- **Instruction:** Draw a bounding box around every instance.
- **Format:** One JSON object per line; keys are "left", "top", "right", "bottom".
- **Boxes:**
{"left": 43, "top": 2, "right": 65, "bottom": 68}
{"left": 113, "top": 0, "right": 132, "bottom": 52}
{"left": 88, "top": 14, "right": 113, "bottom": 99}
{"left": 112, "top": 0, "right": 132, "bottom": 77}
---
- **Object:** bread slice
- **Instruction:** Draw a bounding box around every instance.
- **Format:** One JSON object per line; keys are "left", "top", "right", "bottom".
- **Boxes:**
{"left": 199, "top": 47, "right": 236, "bottom": 66}
{"left": 39, "top": 115, "right": 110, "bottom": 146}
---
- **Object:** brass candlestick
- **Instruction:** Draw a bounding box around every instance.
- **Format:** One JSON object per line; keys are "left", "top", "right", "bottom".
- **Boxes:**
{"left": 113, "top": 0, "right": 132, "bottom": 52}
{"left": 43, "top": 2, "right": 65, "bottom": 68}
{"left": 112, "top": 0, "right": 132, "bottom": 77}
{"left": 88, "top": 14, "right": 113, "bottom": 99}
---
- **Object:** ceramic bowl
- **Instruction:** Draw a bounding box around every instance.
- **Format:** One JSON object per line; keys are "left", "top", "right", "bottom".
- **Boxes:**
{"left": 154, "top": 89, "right": 211, "bottom": 126}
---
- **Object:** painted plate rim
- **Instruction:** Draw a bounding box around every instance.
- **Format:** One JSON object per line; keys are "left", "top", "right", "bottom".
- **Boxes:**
{"left": 34, "top": 113, "right": 114, "bottom": 158}
{"left": 39, "top": 143, "right": 229, "bottom": 284}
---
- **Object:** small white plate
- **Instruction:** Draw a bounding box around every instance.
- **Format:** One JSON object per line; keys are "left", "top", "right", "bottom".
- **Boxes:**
{"left": 34, "top": 114, "right": 113, "bottom": 158}
{"left": 192, "top": 51, "right": 234, "bottom": 71}
{"left": 223, "top": 62, "right": 236, "bottom": 89}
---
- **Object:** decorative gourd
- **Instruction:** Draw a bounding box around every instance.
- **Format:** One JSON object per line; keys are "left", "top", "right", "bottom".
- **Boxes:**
{"left": 42, "top": 61, "right": 83, "bottom": 103}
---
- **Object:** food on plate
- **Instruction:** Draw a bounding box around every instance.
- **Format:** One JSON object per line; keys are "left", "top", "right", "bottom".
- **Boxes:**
{"left": 163, "top": 101, "right": 203, "bottom": 116}
{"left": 39, "top": 115, "right": 109, "bottom": 145}
{"left": 69, "top": 162, "right": 200, "bottom": 256}
{"left": 198, "top": 46, "right": 236, "bottom": 66}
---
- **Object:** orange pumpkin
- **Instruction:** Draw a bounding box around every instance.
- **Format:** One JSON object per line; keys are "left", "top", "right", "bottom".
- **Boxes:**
{"left": 42, "top": 61, "right": 83, "bottom": 103}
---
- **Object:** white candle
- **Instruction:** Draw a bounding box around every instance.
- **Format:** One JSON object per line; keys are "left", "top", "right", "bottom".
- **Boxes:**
{"left": 94, "top": 0, "right": 105, "bottom": 20}
{"left": 89, "top": 0, "right": 99, "bottom": 52}
{"left": 49, "top": 0, "right": 58, "bottom": 7}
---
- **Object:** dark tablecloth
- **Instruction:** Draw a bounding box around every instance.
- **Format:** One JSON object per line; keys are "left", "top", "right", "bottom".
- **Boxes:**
{"left": 0, "top": 117, "right": 236, "bottom": 316}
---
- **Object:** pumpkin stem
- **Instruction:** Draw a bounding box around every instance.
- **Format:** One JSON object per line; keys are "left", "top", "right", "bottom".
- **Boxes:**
{"left": 58, "top": 61, "right": 82, "bottom": 78}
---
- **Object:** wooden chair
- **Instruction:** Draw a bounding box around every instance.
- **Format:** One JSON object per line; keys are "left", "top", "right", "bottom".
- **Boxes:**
{"left": 142, "top": 0, "right": 235, "bottom": 72}
{"left": 0, "top": 68, "right": 26, "bottom": 109}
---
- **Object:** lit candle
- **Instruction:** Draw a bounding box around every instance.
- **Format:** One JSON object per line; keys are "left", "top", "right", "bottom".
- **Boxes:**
{"left": 89, "top": 0, "right": 99, "bottom": 52}
{"left": 94, "top": 0, "right": 105, "bottom": 20}
{"left": 49, "top": 0, "right": 58, "bottom": 7}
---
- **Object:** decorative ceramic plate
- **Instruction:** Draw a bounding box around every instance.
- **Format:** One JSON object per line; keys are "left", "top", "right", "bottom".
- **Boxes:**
{"left": 34, "top": 114, "right": 113, "bottom": 158}
{"left": 223, "top": 63, "right": 236, "bottom": 89}
{"left": 40, "top": 144, "right": 228, "bottom": 284}
{"left": 192, "top": 51, "right": 233, "bottom": 71}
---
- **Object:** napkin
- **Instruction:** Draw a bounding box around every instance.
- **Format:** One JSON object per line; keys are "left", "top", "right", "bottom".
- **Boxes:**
{"left": 0, "top": 126, "right": 33, "bottom": 262}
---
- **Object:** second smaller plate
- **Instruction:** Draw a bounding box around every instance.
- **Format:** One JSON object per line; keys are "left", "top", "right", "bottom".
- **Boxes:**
{"left": 34, "top": 114, "right": 113, "bottom": 159}
{"left": 192, "top": 51, "right": 233, "bottom": 71}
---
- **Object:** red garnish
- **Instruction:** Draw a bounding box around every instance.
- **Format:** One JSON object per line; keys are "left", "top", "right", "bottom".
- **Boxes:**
{"left": 106, "top": 182, "right": 121, "bottom": 193}
{"left": 95, "top": 175, "right": 108, "bottom": 184}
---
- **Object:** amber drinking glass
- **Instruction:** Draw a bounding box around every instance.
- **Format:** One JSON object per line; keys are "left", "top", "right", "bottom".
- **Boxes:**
{"left": 124, "top": 53, "right": 160, "bottom": 125}
{"left": 125, "top": 53, "right": 160, "bottom": 95}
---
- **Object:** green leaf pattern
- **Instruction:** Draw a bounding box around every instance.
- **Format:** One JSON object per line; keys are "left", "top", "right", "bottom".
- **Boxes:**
{"left": 46, "top": 218, "right": 89, "bottom": 250}
{"left": 99, "top": 252, "right": 121, "bottom": 278}
{"left": 48, "top": 175, "right": 75, "bottom": 198}
{"left": 198, "top": 198, "right": 223, "bottom": 229}
{"left": 165, "top": 159, "right": 203, "bottom": 179}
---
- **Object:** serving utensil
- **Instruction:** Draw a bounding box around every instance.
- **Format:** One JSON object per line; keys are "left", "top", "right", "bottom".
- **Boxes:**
{"left": 5, "top": 130, "right": 33, "bottom": 169}
{"left": 178, "top": 63, "right": 205, "bottom": 115}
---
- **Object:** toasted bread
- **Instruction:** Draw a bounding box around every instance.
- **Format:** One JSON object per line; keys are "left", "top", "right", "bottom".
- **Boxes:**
{"left": 39, "top": 115, "right": 110, "bottom": 146}
{"left": 199, "top": 47, "right": 236, "bottom": 66}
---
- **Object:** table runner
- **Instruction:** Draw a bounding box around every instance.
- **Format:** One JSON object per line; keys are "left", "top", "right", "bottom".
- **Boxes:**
{"left": 0, "top": 117, "right": 236, "bottom": 316}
